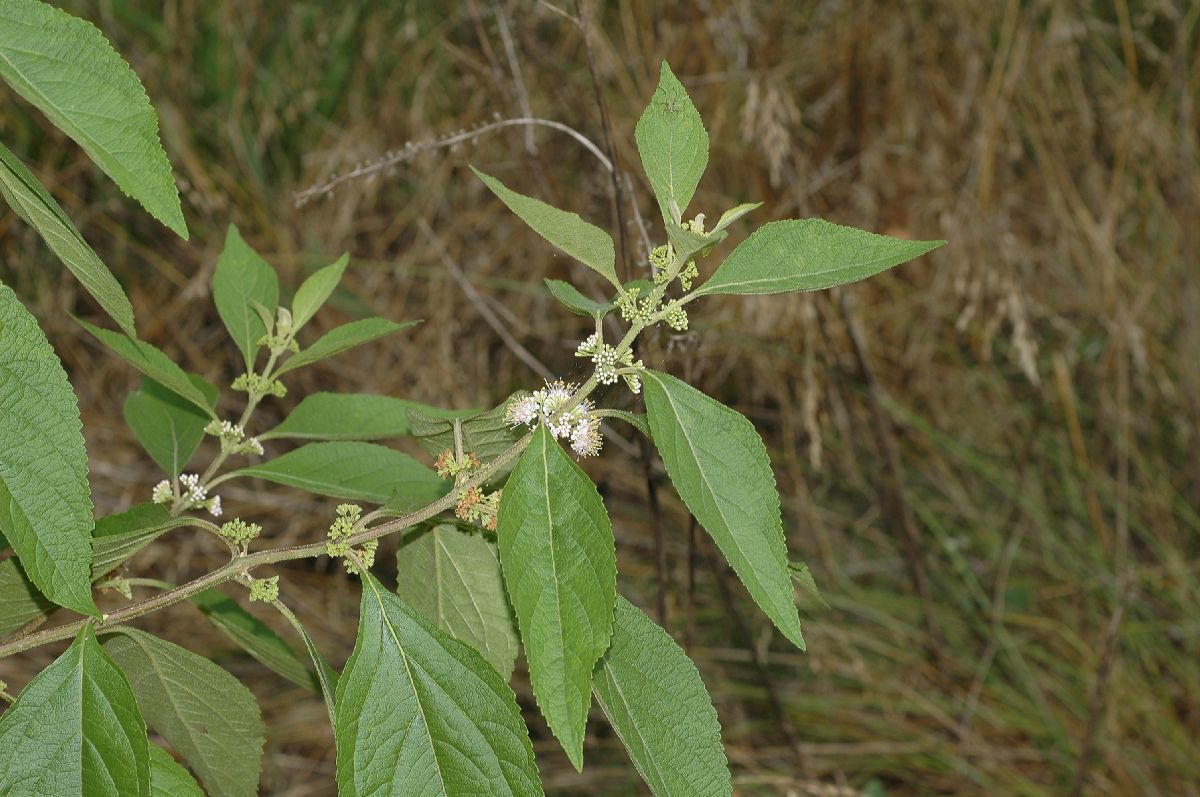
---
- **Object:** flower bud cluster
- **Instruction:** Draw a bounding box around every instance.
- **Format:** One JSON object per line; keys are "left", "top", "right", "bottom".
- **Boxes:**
{"left": 219, "top": 518, "right": 262, "bottom": 551}
{"left": 248, "top": 575, "right": 279, "bottom": 603}
{"left": 325, "top": 503, "right": 377, "bottom": 575}
{"left": 232, "top": 372, "right": 286, "bottom": 399}
{"left": 205, "top": 420, "right": 264, "bottom": 456}
{"left": 456, "top": 486, "right": 502, "bottom": 532}
{"left": 616, "top": 285, "right": 661, "bottom": 325}
{"left": 258, "top": 308, "right": 300, "bottom": 356}
{"left": 575, "top": 334, "right": 644, "bottom": 392}
{"left": 504, "top": 381, "right": 604, "bottom": 457}
{"left": 663, "top": 300, "right": 689, "bottom": 332}
{"left": 434, "top": 450, "right": 480, "bottom": 480}
{"left": 153, "top": 473, "right": 222, "bottom": 516}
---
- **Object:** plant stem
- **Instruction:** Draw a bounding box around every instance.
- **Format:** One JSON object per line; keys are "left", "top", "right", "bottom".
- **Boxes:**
{"left": 0, "top": 430, "right": 532, "bottom": 661}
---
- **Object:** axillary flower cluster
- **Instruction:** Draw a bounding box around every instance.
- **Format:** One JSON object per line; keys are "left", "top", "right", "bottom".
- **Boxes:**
{"left": 505, "top": 381, "right": 603, "bottom": 457}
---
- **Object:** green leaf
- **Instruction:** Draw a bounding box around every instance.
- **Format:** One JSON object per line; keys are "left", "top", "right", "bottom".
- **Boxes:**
{"left": 0, "top": 0, "right": 186, "bottom": 237}
{"left": 261, "top": 391, "right": 462, "bottom": 442}
{"left": 789, "top": 561, "right": 828, "bottom": 608}
{"left": 124, "top": 375, "right": 219, "bottom": 478}
{"left": 75, "top": 317, "right": 218, "bottom": 418}
{"left": 101, "top": 628, "right": 265, "bottom": 797}
{"left": 274, "top": 317, "right": 417, "bottom": 376}
{"left": 227, "top": 441, "right": 447, "bottom": 504}
{"left": 0, "top": 140, "right": 137, "bottom": 336}
{"left": 711, "top": 202, "right": 761, "bottom": 233}
{"left": 0, "top": 626, "right": 151, "bottom": 797}
{"left": 0, "top": 282, "right": 97, "bottom": 616}
{"left": 642, "top": 370, "right": 804, "bottom": 649}
{"left": 291, "top": 253, "right": 348, "bottom": 330}
{"left": 544, "top": 278, "right": 612, "bottom": 317}
{"left": 408, "top": 392, "right": 522, "bottom": 464}
{"left": 472, "top": 166, "right": 620, "bottom": 290}
{"left": 593, "top": 596, "right": 732, "bottom": 797}
{"left": 396, "top": 524, "right": 520, "bottom": 681}
{"left": 635, "top": 61, "right": 709, "bottom": 224}
{"left": 335, "top": 571, "right": 542, "bottom": 797}
{"left": 0, "top": 555, "right": 53, "bottom": 637}
{"left": 92, "top": 503, "right": 191, "bottom": 579}
{"left": 190, "top": 588, "right": 318, "bottom": 691}
{"left": 284, "top": 610, "right": 340, "bottom": 730}
{"left": 665, "top": 220, "right": 726, "bottom": 264}
{"left": 496, "top": 424, "right": 616, "bottom": 769}
{"left": 213, "top": 225, "right": 279, "bottom": 370}
{"left": 695, "top": 219, "right": 946, "bottom": 297}
{"left": 598, "top": 409, "right": 651, "bottom": 439}
{"left": 149, "top": 746, "right": 204, "bottom": 797}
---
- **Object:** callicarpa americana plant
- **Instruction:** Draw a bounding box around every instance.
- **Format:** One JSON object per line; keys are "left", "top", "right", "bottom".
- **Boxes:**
{"left": 0, "top": 2, "right": 944, "bottom": 795}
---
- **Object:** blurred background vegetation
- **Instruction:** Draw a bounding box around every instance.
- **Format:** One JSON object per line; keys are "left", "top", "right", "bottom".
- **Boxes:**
{"left": 1, "top": 1, "right": 1197, "bottom": 795}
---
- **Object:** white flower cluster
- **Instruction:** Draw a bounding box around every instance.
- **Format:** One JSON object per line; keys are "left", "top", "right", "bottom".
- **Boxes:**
{"left": 152, "top": 473, "right": 222, "bottom": 516}
{"left": 575, "top": 333, "right": 644, "bottom": 393}
{"left": 505, "top": 381, "right": 603, "bottom": 457}
{"left": 205, "top": 419, "right": 264, "bottom": 456}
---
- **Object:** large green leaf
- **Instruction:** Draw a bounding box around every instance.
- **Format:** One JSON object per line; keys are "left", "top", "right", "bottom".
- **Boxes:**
{"left": 274, "top": 318, "right": 417, "bottom": 376}
{"left": 92, "top": 503, "right": 192, "bottom": 578}
{"left": 408, "top": 392, "right": 521, "bottom": 464}
{"left": 0, "top": 140, "right": 137, "bottom": 336}
{"left": 75, "top": 317, "right": 218, "bottom": 418}
{"left": 472, "top": 167, "right": 619, "bottom": 289}
{"left": 694, "top": 219, "right": 946, "bottom": 297}
{"left": 227, "top": 441, "right": 447, "bottom": 505}
{"left": 261, "top": 392, "right": 461, "bottom": 442}
{"left": 396, "top": 523, "right": 520, "bottom": 681}
{"left": 190, "top": 588, "right": 318, "bottom": 691}
{"left": 544, "top": 278, "right": 612, "bottom": 317}
{"left": 0, "top": 0, "right": 186, "bottom": 237}
{"left": 593, "top": 597, "right": 732, "bottom": 796}
{"left": 0, "top": 282, "right": 97, "bottom": 616}
{"left": 291, "top": 253, "right": 348, "bottom": 330}
{"left": 0, "top": 555, "right": 52, "bottom": 637}
{"left": 213, "top": 225, "right": 279, "bottom": 370}
{"left": 0, "top": 626, "right": 151, "bottom": 797}
{"left": 495, "top": 424, "right": 616, "bottom": 770}
{"left": 642, "top": 370, "right": 804, "bottom": 649}
{"left": 149, "top": 746, "right": 203, "bottom": 797}
{"left": 101, "top": 628, "right": 265, "bottom": 797}
{"left": 334, "top": 571, "right": 542, "bottom": 797}
{"left": 124, "top": 375, "right": 219, "bottom": 478}
{"left": 635, "top": 61, "right": 708, "bottom": 224}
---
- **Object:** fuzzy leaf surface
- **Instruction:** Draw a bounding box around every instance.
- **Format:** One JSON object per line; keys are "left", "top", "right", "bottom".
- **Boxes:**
{"left": 0, "top": 140, "right": 137, "bottom": 336}
{"left": 149, "top": 746, "right": 203, "bottom": 797}
{"left": 643, "top": 370, "right": 804, "bottom": 649}
{"left": 593, "top": 596, "right": 732, "bottom": 797}
{"left": 495, "top": 424, "right": 616, "bottom": 769}
{"left": 0, "top": 626, "right": 150, "bottom": 797}
{"left": 101, "top": 628, "right": 265, "bottom": 797}
{"left": 695, "top": 219, "right": 946, "bottom": 296}
{"left": 75, "top": 317, "right": 217, "bottom": 417}
{"left": 91, "top": 503, "right": 190, "bottom": 578}
{"left": 191, "top": 588, "right": 318, "bottom": 691}
{"left": 334, "top": 571, "right": 542, "bottom": 797}
{"left": 123, "top": 375, "right": 218, "bottom": 477}
{"left": 229, "top": 441, "right": 447, "bottom": 505}
{"left": 291, "top": 253, "right": 348, "bottom": 330}
{"left": 396, "top": 523, "right": 520, "bottom": 680}
{"left": 213, "top": 225, "right": 278, "bottom": 370}
{"left": 635, "top": 61, "right": 708, "bottom": 223}
{"left": 0, "top": 282, "right": 96, "bottom": 616}
{"left": 544, "top": 278, "right": 612, "bottom": 317}
{"left": 274, "top": 318, "right": 417, "bottom": 376}
{"left": 408, "top": 394, "right": 521, "bottom": 464}
{"left": 0, "top": 0, "right": 187, "bottom": 236}
{"left": 473, "top": 167, "right": 619, "bottom": 289}
{"left": 262, "top": 392, "right": 462, "bottom": 442}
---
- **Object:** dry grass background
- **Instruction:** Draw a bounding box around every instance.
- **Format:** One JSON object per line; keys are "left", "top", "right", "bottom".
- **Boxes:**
{"left": 1, "top": 1, "right": 1198, "bottom": 795}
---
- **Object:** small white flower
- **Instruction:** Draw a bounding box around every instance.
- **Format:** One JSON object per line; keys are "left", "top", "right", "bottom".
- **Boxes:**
{"left": 207, "top": 496, "right": 222, "bottom": 517}
{"left": 151, "top": 480, "right": 172, "bottom": 504}
{"left": 505, "top": 395, "right": 541, "bottom": 427}
{"left": 245, "top": 437, "right": 264, "bottom": 456}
